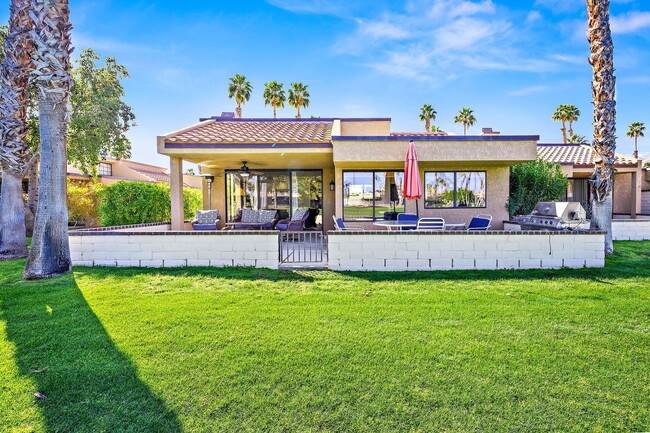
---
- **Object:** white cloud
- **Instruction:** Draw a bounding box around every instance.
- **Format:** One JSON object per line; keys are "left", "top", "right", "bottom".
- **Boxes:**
{"left": 448, "top": 0, "right": 495, "bottom": 18}
{"left": 508, "top": 85, "right": 553, "bottom": 97}
{"left": 611, "top": 11, "right": 650, "bottom": 34}
{"left": 526, "top": 10, "right": 542, "bottom": 23}
{"left": 357, "top": 20, "right": 410, "bottom": 39}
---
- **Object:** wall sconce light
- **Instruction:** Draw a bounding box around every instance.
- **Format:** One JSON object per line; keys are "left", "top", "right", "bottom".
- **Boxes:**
{"left": 329, "top": 180, "right": 335, "bottom": 191}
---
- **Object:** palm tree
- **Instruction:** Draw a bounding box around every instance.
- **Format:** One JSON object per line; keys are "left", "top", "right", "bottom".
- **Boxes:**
{"left": 263, "top": 81, "right": 285, "bottom": 119}
{"left": 287, "top": 82, "right": 310, "bottom": 118}
{"left": 24, "top": 0, "right": 73, "bottom": 279}
{"left": 419, "top": 104, "right": 436, "bottom": 132}
{"left": 227, "top": 74, "right": 252, "bottom": 118}
{"left": 0, "top": 0, "right": 34, "bottom": 260}
{"left": 565, "top": 104, "right": 580, "bottom": 137}
{"left": 626, "top": 121, "right": 645, "bottom": 159}
{"left": 568, "top": 134, "right": 588, "bottom": 144}
{"left": 552, "top": 104, "right": 570, "bottom": 143}
{"left": 454, "top": 107, "right": 476, "bottom": 135}
{"left": 587, "top": 0, "right": 617, "bottom": 254}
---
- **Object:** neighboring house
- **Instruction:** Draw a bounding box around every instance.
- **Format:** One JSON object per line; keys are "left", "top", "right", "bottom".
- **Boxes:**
{"left": 537, "top": 143, "right": 648, "bottom": 217}
{"left": 67, "top": 158, "right": 202, "bottom": 188}
{"left": 158, "top": 116, "right": 539, "bottom": 230}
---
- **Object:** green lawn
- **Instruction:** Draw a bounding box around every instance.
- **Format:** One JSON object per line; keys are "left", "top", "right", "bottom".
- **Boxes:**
{"left": 1, "top": 242, "right": 649, "bottom": 432}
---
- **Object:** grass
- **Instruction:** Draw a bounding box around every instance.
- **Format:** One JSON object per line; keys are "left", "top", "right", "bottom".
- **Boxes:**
{"left": 1, "top": 241, "right": 649, "bottom": 432}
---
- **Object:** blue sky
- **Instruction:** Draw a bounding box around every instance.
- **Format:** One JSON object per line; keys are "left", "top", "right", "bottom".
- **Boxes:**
{"left": 3, "top": 0, "right": 650, "bottom": 167}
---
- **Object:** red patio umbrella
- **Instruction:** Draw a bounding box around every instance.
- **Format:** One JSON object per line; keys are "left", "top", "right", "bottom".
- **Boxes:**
{"left": 403, "top": 140, "right": 422, "bottom": 216}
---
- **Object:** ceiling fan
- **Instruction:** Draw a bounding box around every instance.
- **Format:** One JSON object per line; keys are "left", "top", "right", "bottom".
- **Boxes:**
{"left": 238, "top": 161, "right": 261, "bottom": 177}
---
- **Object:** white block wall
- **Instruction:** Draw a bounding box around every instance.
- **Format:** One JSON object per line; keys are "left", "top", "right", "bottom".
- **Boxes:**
{"left": 69, "top": 233, "right": 279, "bottom": 269}
{"left": 612, "top": 219, "right": 650, "bottom": 241}
{"left": 328, "top": 232, "right": 605, "bottom": 271}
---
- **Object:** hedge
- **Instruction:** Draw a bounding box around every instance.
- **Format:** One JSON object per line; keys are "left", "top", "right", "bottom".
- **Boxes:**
{"left": 98, "top": 181, "right": 202, "bottom": 226}
{"left": 508, "top": 159, "right": 568, "bottom": 217}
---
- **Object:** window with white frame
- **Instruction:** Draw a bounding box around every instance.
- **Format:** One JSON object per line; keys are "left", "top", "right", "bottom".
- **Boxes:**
{"left": 98, "top": 162, "right": 112, "bottom": 176}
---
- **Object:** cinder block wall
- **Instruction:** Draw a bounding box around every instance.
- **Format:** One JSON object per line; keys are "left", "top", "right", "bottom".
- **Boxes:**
{"left": 612, "top": 219, "right": 650, "bottom": 241}
{"left": 328, "top": 231, "right": 605, "bottom": 271}
{"left": 70, "top": 232, "right": 279, "bottom": 269}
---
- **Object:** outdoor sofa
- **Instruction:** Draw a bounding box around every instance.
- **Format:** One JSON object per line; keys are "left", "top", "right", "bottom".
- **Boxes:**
{"left": 191, "top": 209, "right": 221, "bottom": 230}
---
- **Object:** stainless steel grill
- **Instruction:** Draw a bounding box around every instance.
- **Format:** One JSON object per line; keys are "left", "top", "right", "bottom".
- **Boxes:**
{"left": 513, "top": 202, "right": 587, "bottom": 231}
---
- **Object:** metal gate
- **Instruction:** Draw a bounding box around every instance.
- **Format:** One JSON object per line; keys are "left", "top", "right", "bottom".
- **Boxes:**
{"left": 279, "top": 232, "right": 327, "bottom": 265}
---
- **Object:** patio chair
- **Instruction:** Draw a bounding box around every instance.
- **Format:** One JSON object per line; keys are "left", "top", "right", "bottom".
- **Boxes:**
{"left": 396, "top": 213, "right": 418, "bottom": 230}
{"left": 467, "top": 214, "right": 492, "bottom": 231}
{"left": 416, "top": 217, "right": 445, "bottom": 231}
{"left": 191, "top": 209, "right": 220, "bottom": 230}
{"left": 276, "top": 209, "right": 309, "bottom": 231}
{"left": 332, "top": 216, "right": 364, "bottom": 231}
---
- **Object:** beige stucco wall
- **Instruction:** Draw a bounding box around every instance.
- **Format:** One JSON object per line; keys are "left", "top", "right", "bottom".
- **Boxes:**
{"left": 339, "top": 120, "right": 391, "bottom": 136}
{"left": 332, "top": 139, "right": 537, "bottom": 166}
{"left": 333, "top": 165, "right": 510, "bottom": 230}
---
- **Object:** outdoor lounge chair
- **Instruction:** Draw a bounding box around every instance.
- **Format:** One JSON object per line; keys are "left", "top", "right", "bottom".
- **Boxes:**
{"left": 332, "top": 216, "right": 364, "bottom": 231}
{"left": 276, "top": 209, "right": 309, "bottom": 231}
{"left": 416, "top": 217, "right": 445, "bottom": 231}
{"left": 191, "top": 209, "right": 220, "bottom": 230}
{"left": 467, "top": 214, "right": 492, "bottom": 231}
{"left": 396, "top": 213, "right": 418, "bottom": 230}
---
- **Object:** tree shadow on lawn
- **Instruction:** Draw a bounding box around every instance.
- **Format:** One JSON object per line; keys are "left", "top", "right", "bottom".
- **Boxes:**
{"left": 0, "top": 260, "right": 183, "bottom": 433}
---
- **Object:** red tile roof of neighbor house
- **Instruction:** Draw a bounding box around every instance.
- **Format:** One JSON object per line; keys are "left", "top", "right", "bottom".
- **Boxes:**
{"left": 390, "top": 132, "right": 449, "bottom": 136}
{"left": 129, "top": 167, "right": 196, "bottom": 187}
{"left": 165, "top": 120, "right": 333, "bottom": 144}
{"left": 537, "top": 144, "right": 639, "bottom": 167}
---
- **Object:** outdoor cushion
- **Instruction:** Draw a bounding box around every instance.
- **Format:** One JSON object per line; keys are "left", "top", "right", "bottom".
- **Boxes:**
{"left": 467, "top": 216, "right": 491, "bottom": 230}
{"left": 195, "top": 209, "right": 219, "bottom": 224}
{"left": 291, "top": 209, "right": 309, "bottom": 221}
{"left": 257, "top": 209, "right": 277, "bottom": 223}
{"left": 240, "top": 208, "right": 258, "bottom": 223}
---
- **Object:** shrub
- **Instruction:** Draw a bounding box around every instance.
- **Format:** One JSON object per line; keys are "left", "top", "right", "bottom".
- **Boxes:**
{"left": 67, "top": 180, "right": 103, "bottom": 227}
{"left": 98, "top": 181, "right": 202, "bottom": 226}
{"left": 508, "top": 159, "right": 568, "bottom": 217}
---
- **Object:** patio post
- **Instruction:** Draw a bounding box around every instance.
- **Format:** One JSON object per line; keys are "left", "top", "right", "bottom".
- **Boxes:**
{"left": 170, "top": 157, "right": 184, "bottom": 230}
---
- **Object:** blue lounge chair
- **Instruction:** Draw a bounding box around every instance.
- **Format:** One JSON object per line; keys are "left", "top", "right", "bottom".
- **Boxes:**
{"left": 467, "top": 214, "right": 492, "bottom": 231}
{"left": 332, "top": 216, "right": 364, "bottom": 231}
{"left": 396, "top": 213, "right": 418, "bottom": 230}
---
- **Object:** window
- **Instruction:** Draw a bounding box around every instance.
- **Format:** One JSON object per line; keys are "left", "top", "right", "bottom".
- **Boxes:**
{"left": 424, "top": 171, "right": 486, "bottom": 208}
{"left": 343, "top": 171, "right": 404, "bottom": 221}
{"left": 98, "top": 162, "right": 112, "bottom": 176}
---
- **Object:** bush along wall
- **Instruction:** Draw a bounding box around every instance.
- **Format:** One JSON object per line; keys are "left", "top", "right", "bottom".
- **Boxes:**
{"left": 98, "top": 181, "right": 202, "bottom": 226}
{"left": 508, "top": 158, "right": 568, "bottom": 218}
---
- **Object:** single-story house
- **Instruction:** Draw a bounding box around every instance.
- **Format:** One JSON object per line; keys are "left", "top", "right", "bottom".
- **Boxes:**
{"left": 537, "top": 143, "right": 648, "bottom": 218}
{"left": 158, "top": 115, "right": 538, "bottom": 231}
{"left": 67, "top": 158, "right": 202, "bottom": 188}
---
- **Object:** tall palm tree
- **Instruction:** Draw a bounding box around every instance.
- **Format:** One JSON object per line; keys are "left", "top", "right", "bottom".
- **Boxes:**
{"left": 454, "top": 107, "right": 476, "bottom": 135}
{"left": 587, "top": 0, "right": 617, "bottom": 254}
{"left": 626, "top": 121, "right": 645, "bottom": 159}
{"left": 263, "top": 81, "right": 285, "bottom": 119}
{"left": 419, "top": 104, "right": 436, "bottom": 132}
{"left": 287, "top": 82, "right": 310, "bottom": 118}
{"left": 552, "top": 104, "right": 570, "bottom": 143}
{"left": 24, "top": 0, "right": 73, "bottom": 279}
{"left": 0, "top": 0, "right": 34, "bottom": 260}
{"left": 227, "top": 74, "right": 252, "bottom": 118}
{"left": 565, "top": 104, "right": 580, "bottom": 137}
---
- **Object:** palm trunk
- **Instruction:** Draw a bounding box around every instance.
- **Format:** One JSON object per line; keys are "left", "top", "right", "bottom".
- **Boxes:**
{"left": 587, "top": 0, "right": 616, "bottom": 255}
{"left": 273, "top": 105, "right": 277, "bottom": 119}
{"left": 0, "top": 163, "right": 28, "bottom": 259}
{"left": 463, "top": 123, "right": 467, "bottom": 135}
{"left": 0, "top": 0, "right": 35, "bottom": 259}
{"left": 24, "top": 0, "right": 73, "bottom": 279}
{"left": 24, "top": 91, "right": 71, "bottom": 278}
{"left": 425, "top": 118, "right": 430, "bottom": 132}
{"left": 633, "top": 137, "right": 638, "bottom": 159}
{"left": 568, "top": 121, "right": 574, "bottom": 138}
{"left": 561, "top": 122, "right": 567, "bottom": 143}
{"left": 25, "top": 155, "right": 39, "bottom": 236}
{"left": 235, "top": 104, "right": 242, "bottom": 118}
{"left": 296, "top": 106, "right": 301, "bottom": 119}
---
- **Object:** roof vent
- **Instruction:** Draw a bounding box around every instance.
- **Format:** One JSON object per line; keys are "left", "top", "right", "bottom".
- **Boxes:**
{"left": 220, "top": 112, "right": 235, "bottom": 118}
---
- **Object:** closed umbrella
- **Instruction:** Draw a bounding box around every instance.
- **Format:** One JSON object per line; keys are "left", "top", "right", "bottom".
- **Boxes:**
{"left": 403, "top": 140, "right": 422, "bottom": 217}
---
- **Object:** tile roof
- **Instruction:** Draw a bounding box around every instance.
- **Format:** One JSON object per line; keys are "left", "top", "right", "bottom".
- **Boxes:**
{"left": 537, "top": 144, "right": 638, "bottom": 167}
{"left": 165, "top": 120, "right": 333, "bottom": 144}
{"left": 129, "top": 167, "right": 194, "bottom": 187}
